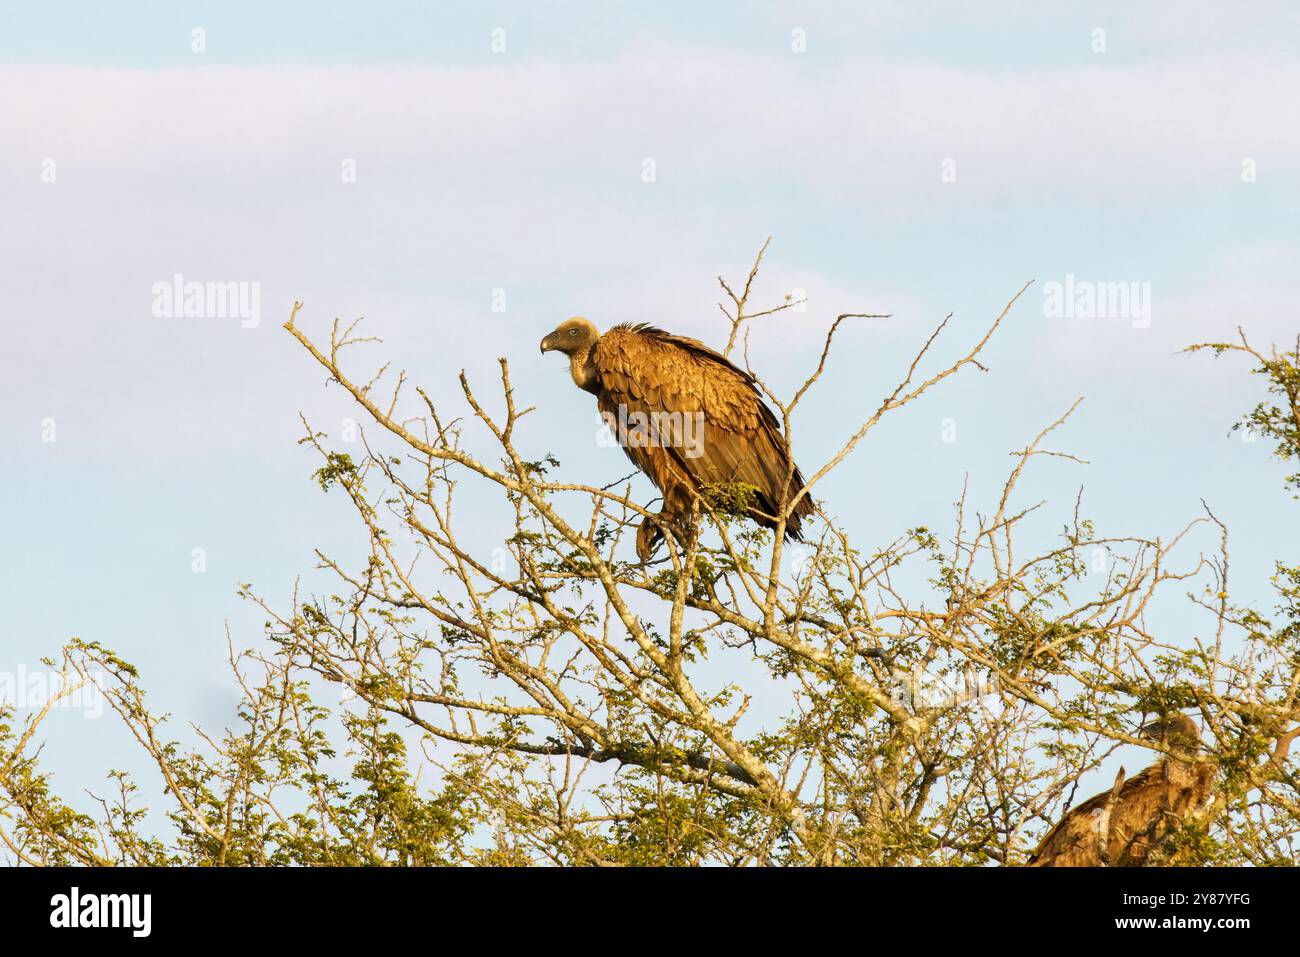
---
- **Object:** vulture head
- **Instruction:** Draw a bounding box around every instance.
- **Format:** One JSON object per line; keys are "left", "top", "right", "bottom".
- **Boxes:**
{"left": 540, "top": 317, "right": 599, "bottom": 357}
{"left": 1138, "top": 713, "right": 1201, "bottom": 750}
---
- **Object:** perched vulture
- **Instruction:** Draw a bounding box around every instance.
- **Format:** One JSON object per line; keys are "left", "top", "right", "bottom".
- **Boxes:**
{"left": 540, "top": 317, "right": 813, "bottom": 560}
{"left": 1028, "top": 714, "right": 1215, "bottom": 867}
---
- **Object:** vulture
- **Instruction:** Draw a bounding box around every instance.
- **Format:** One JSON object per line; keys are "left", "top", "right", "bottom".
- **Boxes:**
{"left": 1028, "top": 714, "right": 1215, "bottom": 867}
{"left": 540, "top": 317, "right": 813, "bottom": 561}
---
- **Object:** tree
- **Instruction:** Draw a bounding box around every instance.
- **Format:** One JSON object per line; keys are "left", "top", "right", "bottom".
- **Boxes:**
{"left": 2, "top": 245, "right": 1296, "bottom": 866}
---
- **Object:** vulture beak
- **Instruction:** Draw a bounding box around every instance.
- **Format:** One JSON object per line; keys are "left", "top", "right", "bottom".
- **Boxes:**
{"left": 539, "top": 334, "right": 552, "bottom": 355}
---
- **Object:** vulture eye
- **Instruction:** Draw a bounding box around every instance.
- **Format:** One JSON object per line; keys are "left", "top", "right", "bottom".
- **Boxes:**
{"left": 569, "top": 329, "right": 578, "bottom": 336}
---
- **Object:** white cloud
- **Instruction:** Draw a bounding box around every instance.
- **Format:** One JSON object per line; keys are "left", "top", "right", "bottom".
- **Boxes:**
{"left": 2, "top": 52, "right": 1297, "bottom": 455}
{"left": 4, "top": 53, "right": 1299, "bottom": 196}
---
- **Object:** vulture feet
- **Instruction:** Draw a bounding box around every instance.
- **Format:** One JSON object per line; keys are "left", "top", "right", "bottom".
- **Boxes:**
{"left": 635, "top": 510, "right": 690, "bottom": 563}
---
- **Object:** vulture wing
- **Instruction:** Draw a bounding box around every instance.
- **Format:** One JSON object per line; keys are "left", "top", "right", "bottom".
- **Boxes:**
{"left": 592, "top": 324, "right": 813, "bottom": 538}
{"left": 1028, "top": 767, "right": 1149, "bottom": 867}
{"left": 1029, "top": 759, "right": 1215, "bottom": 866}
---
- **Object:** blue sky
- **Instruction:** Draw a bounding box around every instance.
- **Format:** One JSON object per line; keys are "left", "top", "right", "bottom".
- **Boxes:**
{"left": 2, "top": 2, "right": 1298, "bottom": 826}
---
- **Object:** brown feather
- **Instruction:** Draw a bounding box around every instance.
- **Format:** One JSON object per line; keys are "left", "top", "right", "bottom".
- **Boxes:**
{"left": 592, "top": 323, "right": 814, "bottom": 539}
{"left": 1028, "top": 744, "right": 1215, "bottom": 867}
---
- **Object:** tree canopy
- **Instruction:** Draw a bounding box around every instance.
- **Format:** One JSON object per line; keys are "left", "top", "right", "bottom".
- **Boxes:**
{"left": 3, "top": 245, "right": 1297, "bottom": 866}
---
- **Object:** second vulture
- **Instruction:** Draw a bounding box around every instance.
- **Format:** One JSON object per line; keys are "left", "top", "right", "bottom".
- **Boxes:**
{"left": 1028, "top": 714, "right": 1215, "bottom": 867}
{"left": 540, "top": 318, "right": 813, "bottom": 560}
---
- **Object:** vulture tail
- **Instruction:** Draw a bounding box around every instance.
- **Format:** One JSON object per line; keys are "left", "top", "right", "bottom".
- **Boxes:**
{"left": 751, "top": 456, "right": 814, "bottom": 542}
